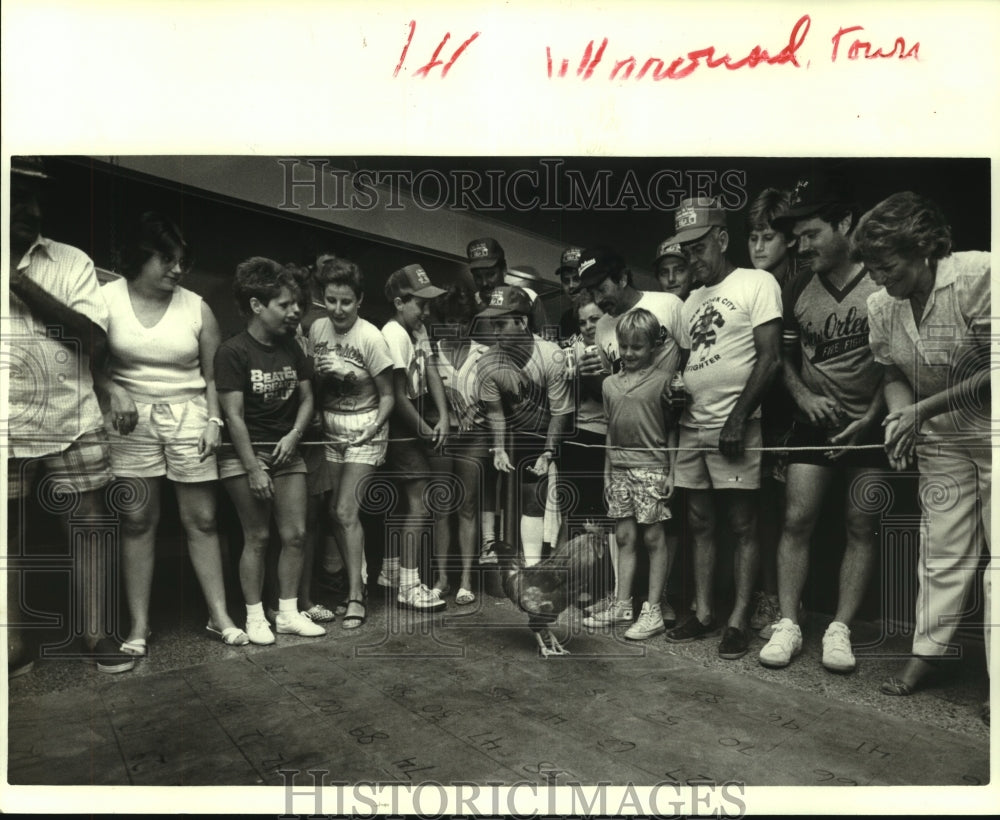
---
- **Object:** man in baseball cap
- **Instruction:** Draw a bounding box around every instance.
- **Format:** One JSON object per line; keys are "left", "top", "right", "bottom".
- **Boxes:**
{"left": 663, "top": 196, "right": 783, "bottom": 662}
{"left": 757, "top": 172, "right": 883, "bottom": 676}
{"left": 555, "top": 247, "right": 585, "bottom": 341}
{"left": 467, "top": 237, "right": 549, "bottom": 335}
{"left": 653, "top": 238, "right": 692, "bottom": 301}
{"left": 477, "top": 284, "right": 573, "bottom": 578}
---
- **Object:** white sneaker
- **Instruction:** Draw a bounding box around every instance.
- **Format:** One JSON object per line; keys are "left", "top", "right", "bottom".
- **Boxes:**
{"left": 625, "top": 601, "right": 666, "bottom": 640}
{"left": 584, "top": 594, "right": 614, "bottom": 618}
{"left": 822, "top": 621, "right": 856, "bottom": 672}
{"left": 275, "top": 610, "right": 326, "bottom": 637}
{"left": 398, "top": 582, "right": 447, "bottom": 611}
{"left": 760, "top": 600, "right": 804, "bottom": 639}
{"left": 759, "top": 618, "right": 802, "bottom": 668}
{"left": 583, "top": 598, "right": 632, "bottom": 628}
{"left": 245, "top": 617, "right": 276, "bottom": 645}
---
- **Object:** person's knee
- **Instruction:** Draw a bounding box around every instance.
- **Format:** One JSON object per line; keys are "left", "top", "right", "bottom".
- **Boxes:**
{"left": 281, "top": 526, "right": 307, "bottom": 552}
{"left": 642, "top": 524, "right": 666, "bottom": 551}
{"left": 728, "top": 498, "right": 759, "bottom": 543}
{"left": 241, "top": 527, "right": 270, "bottom": 552}
{"left": 333, "top": 499, "right": 361, "bottom": 529}
{"left": 120, "top": 508, "right": 159, "bottom": 538}
{"left": 179, "top": 506, "right": 217, "bottom": 538}
{"left": 844, "top": 512, "right": 878, "bottom": 549}
{"left": 687, "top": 498, "right": 713, "bottom": 538}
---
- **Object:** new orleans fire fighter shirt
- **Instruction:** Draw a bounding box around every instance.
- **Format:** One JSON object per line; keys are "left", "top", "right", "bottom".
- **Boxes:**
{"left": 782, "top": 267, "right": 881, "bottom": 421}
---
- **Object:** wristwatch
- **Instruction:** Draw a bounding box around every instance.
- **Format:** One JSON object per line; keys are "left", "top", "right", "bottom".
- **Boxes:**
{"left": 208, "top": 417, "right": 225, "bottom": 429}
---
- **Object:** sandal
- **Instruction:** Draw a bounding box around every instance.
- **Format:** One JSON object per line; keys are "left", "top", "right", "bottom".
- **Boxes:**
{"left": 121, "top": 631, "right": 152, "bottom": 657}
{"left": 456, "top": 588, "right": 476, "bottom": 606}
{"left": 303, "top": 604, "right": 336, "bottom": 623}
{"left": 880, "top": 676, "right": 915, "bottom": 696}
{"left": 206, "top": 623, "right": 251, "bottom": 646}
{"left": 341, "top": 598, "right": 367, "bottom": 630}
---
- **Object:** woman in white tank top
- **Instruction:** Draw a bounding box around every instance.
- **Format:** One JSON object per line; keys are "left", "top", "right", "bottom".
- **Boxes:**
{"left": 95, "top": 213, "right": 248, "bottom": 654}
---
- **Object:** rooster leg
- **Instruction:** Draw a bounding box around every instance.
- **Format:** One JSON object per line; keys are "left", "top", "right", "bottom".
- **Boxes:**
{"left": 537, "top": 628, "right": 570, "bottom": 657}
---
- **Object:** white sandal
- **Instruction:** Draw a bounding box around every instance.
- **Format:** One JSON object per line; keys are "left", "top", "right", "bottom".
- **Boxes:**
{"left": 206, "top": 624, "right": 250, "bottom": 646}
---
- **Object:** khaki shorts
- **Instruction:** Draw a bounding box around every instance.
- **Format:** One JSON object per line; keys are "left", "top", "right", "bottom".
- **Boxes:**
{"left": 106, "top": 394, "right": 218, "bottom": 483}
{"left": 7, "top": 429, "right": 113, "bottom": 500}
{"left": 674, "top": 421, "right": 763, "bottom": 490}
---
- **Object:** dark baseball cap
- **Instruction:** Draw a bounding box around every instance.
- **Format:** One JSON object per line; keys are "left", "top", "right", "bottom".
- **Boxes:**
{"left": 653, "top": 239, "right": 685, "bottom": 266}
{"left": 467, "top": 237, "right": 504, "bottom": 269}
{"left": 555, "top": 246, "right": 583, "bottom": 276}
{"left": 772, "top": 174, "right": 857, "bottom": 229}
{"left": 479, "top": 285, "right": 532, "bottom": 317}
{"left": 577, "top": 247, "right": 627, "bottom": 288}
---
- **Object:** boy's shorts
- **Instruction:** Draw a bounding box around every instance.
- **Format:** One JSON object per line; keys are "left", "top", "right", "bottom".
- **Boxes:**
{"left": 7, "top": 428, "right": 113, "bottom": 501}
{"left": 218, "top": 446, "right": 307, "bottom": 481}
{"left": 106, "top": 394, "right": 217, "bottom": 483}
{"left": 323, "top": 409, "right": 387, "bottom": 467}
{"left": 674, "top": 421, "right": 762, "bottom": 490}
{"left": 606, "top": 465, "right": 673, "bottom": 525}
{"left": 384, "top": 410, "right": 440, "bottom": 477}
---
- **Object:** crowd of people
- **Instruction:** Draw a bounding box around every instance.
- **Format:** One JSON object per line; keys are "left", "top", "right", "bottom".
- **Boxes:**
{"left": 6, "top": 157, "right": 991, "bottom": 723}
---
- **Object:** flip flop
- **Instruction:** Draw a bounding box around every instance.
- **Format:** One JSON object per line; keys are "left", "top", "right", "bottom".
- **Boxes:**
{"left": 120, "top": 631, "right": 152, "bottom": 657}
{"left": 456, "top": 588, "right": 476, "bottom": 606}
{"left": 341, "top": 599, "right": 367, "bottom": 630}
{"left": 206, "top": 624, "right": 251, "bottom": 646}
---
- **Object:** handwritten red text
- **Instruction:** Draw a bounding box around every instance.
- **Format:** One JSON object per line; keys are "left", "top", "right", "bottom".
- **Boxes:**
{"left": 831, "top": 25, "right": 919, "bottom": 62}
{"left": 394, "top": 20, "right": 480, "bottom": 78}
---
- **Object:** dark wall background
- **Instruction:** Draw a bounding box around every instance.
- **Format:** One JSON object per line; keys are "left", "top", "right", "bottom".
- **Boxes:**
{"left": 40, "top": 155, "right": 990, "bottom": 339}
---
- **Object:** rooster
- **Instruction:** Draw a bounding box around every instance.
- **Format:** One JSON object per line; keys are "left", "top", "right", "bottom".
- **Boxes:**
{"left": 494, "top": 523, "right": 606, "bottom": 657}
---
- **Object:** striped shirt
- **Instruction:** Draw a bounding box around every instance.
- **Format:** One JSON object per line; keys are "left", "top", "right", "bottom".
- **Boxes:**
{"left": 6, "top": 236, "right": 109, "bottom": 458}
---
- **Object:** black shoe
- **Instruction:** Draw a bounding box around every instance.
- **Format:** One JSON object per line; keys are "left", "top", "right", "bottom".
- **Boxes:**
{"left": 664, "top": 615, "right": 719, "bottom": 643}
{"left": 718, "top": 626, "right": 749, "bottom": 660}
{"left": 91, "top": 637, "right": 136, "bottom": 674}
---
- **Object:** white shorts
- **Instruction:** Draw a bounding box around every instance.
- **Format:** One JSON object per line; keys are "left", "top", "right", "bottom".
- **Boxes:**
{"left": 322, "top": 409, "right": 387, "bottom": 467}
{"left": 106, "top": 394, "right": 218, "bottom": 483}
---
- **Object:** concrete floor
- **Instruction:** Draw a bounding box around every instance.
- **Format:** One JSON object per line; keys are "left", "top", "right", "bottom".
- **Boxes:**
{"left": 6, "top": 572, "right": 990, "bottom": 808}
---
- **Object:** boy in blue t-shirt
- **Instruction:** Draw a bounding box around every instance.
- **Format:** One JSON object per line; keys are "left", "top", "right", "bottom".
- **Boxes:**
{"left": 586, "top": 308, "right": 678, "bottom": 640}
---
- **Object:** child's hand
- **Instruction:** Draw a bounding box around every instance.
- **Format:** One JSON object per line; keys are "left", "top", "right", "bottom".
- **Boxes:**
{"left": 662, "top": 473, "right": 675, "bottom": 502}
